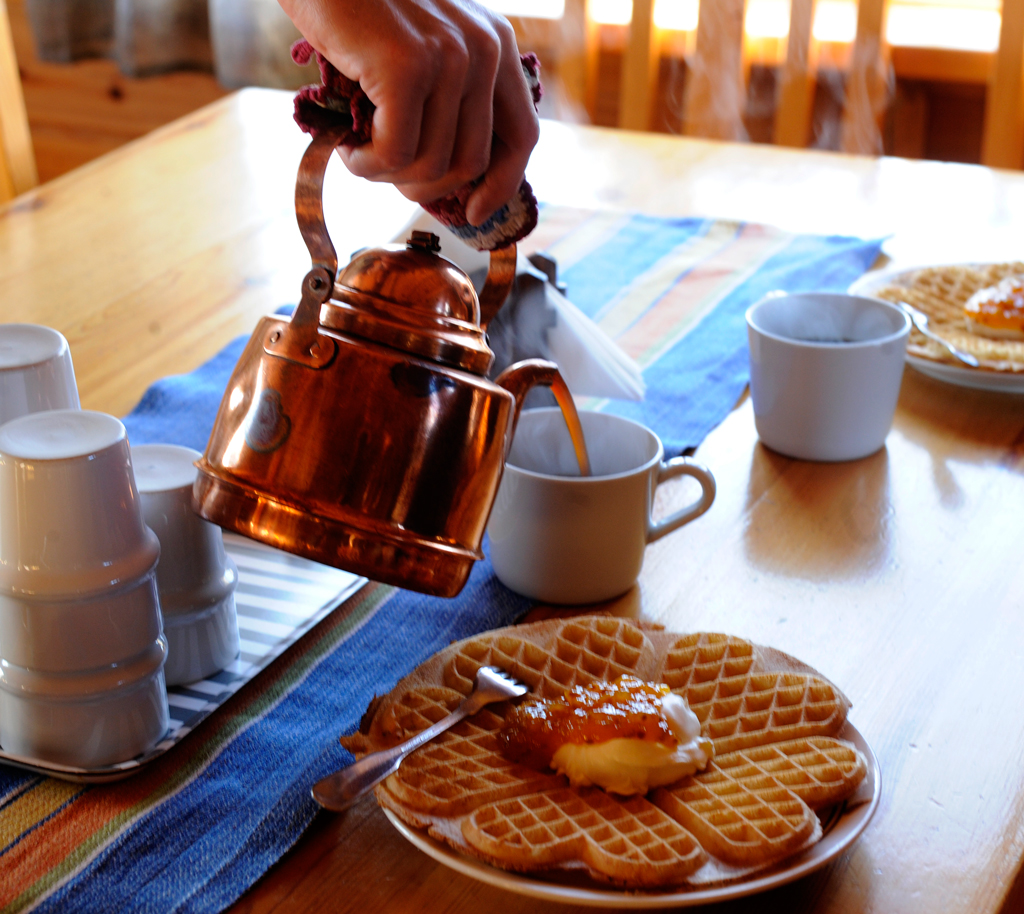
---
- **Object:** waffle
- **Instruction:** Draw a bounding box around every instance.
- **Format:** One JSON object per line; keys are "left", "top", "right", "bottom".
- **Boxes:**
{"left": 869, "top": 262, "right": 1024, "bottom": 370}
{"left": 462, "top": 787, "right": 707, "bottom": 887}
{"left": 443, "top": 615, "right": 659, "bottom": 699}
{"left": 358, "top": 686, "right": 564, "bottom": 819}
{"left": 342, "top": 616, "right": 867, "bottom": 890}
{"left": 659, "top": 632, "right": 849, "bottom": 755}
{"left": 652, "top": 737, "right": 866, "bottom": 866}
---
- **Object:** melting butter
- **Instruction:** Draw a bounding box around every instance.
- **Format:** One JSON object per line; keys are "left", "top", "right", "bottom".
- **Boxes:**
{"left": 550, "top": 693, "right": 713, "bottom": 796}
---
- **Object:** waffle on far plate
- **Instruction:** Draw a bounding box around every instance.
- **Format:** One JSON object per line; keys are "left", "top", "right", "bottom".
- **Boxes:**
{"left": 341, "top": 616, "right": 875, "bottom": 894}
{"left": 861, "top": 261, "right": 1024, "bottom": 373}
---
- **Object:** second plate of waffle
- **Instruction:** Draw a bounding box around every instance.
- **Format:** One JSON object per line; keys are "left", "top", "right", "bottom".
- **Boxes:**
{"left": 341, "top": 616, "right": 880, "bottom": 898}
{"left": 851, "top": 261, "right": 1024, "bottom": 391}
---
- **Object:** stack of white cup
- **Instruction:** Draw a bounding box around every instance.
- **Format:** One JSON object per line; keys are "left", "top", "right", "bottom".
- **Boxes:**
{"left": 0, "top": 410, "right": 169, "bottom": 767}
{"left": 0, "top": 324, "right": 240, "bottom": 769}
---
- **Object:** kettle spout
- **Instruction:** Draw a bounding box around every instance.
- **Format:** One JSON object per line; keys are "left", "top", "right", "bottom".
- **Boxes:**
{"left": 494, "top": 358, "right": 559, "bottom": 434}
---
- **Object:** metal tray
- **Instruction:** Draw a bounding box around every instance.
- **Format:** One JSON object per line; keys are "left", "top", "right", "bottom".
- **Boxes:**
{"left": 0, "top": 534, "right": 366, "bottom": 783}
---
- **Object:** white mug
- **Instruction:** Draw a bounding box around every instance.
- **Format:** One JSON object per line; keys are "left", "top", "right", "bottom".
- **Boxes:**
{"left": 746, "top": 292, "right": 910, "bottom": 462}
{"left": 487, "top": 409, "right": 716, "bottom": 605}
{"left": 0, "top": 324, "right": 80, "bottom": 427}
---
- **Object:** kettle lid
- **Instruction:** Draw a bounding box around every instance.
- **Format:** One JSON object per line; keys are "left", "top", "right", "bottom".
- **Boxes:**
{"left": 321, "top": 231, "right": 494, "bottom": 374}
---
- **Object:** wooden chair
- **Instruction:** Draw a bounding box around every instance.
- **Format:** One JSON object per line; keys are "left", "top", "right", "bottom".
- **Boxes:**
{"left": 617, "top": 0, "right": 892, "bottom": 153}
{"left": 981, "top": 0, "right": 1024, "bottom": 168}
{"left": 0, "top": 0, "right": 36, "bottom": 202}
{"left": 618, "top": 0, "right": 800, "bottom": 139}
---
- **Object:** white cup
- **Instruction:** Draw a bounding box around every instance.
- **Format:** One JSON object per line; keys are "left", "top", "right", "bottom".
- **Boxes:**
{"left": 0, "top": 324, "right": 80, "bottom": 426}
{"left": 488, "top": 409, "right": 716, "bottom": 605}
{"left": 132, "top": 444, "right": 240, "bottom": 686}
{"left": 746, "top": 293, "right": 910, "bottom": 462}
{"left": 0, "top": 410, "right": 168, "bottom": 767}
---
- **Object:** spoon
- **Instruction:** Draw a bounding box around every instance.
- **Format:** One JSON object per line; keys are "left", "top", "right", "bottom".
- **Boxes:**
{"left": 898, "top": 301, "right": 980, "bottom": 368}
{"left": 311, "top": 665, "right": 529, "bottom": 812}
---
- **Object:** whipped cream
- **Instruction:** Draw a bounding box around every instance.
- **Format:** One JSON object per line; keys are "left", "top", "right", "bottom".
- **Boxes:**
{"left": 550, "top": 692, "right": 714, "bottom": 796}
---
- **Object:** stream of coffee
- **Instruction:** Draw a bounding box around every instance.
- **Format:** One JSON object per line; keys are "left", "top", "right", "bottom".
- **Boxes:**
{"left": 549, "top": 372, "right": 592, "bottom": 477}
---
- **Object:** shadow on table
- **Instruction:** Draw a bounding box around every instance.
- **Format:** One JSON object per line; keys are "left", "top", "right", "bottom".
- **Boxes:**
{"left": 742, "top": 443, "right": 893, "bottom": 582}
{"left": 894, "top": 368, "right": 1024, "bottom": 504}
{"left": 519, "top": 586, "right": 643, "bottom": 625}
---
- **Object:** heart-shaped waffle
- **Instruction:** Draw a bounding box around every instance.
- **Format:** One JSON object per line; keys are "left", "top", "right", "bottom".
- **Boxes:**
{"left": 462, "top": 788, "right": 707, "bottom": 887}
{"left": 343, "top": 616, "right": 866, "bottom": 890}
{"left": 660, "top": 632, "right": 849, "bottom": 754}
{"left": 444, "top": 615, "right": 658, "bottom": 699}
{"left": 367, "top": 686, "right": 564, "bottom": 820}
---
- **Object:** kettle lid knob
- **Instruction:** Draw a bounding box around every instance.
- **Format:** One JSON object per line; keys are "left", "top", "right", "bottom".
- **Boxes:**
{"left": 407, "top": 231, "right": 442, "bottom": 254}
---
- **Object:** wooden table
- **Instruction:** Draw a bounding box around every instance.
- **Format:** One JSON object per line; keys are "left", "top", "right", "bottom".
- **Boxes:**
{"left": 4, "top": 88, "right": 1024, "bottom": 914}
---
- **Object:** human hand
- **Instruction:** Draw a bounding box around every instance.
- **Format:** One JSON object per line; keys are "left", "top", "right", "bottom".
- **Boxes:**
{"left": 278, "top": 0, "right": 540, "bottom": 226}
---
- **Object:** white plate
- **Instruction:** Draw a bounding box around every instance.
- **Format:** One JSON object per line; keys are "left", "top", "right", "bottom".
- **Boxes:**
{"left": 850, "top": 265, "right": 1024, "bottom": 393}
{"left": 903, "top": 357, "right": 1024, "bottom": 392}
{"left": 384, "top": 721, "right": 880, "bottom": 908}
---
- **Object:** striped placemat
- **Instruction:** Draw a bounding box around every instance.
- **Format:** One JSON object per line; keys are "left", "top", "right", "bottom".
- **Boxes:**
{"left": 0, "top": 207, "right": 883, "bottom": 913}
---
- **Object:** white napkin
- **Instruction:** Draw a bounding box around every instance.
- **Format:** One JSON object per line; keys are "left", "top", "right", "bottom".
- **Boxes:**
{"left": 390, "top": 210, "right": 645, "bottom": 401}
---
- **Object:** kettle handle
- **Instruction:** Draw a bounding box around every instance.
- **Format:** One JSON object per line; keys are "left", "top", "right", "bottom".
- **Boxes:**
{"left": 478, "top": 244, "right": 517, "bottom": 330}
{"left": 263, "top": 126, "right": 351, "bottom": 368}
{"left": 291, "top": 125, "right": 517, "bottom": 335}
{"left": 295, "top": 124, "right": 350, "bottom": 279}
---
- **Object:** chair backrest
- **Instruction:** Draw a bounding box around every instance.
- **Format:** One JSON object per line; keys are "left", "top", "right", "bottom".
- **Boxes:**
{"left": 621, "top": 0, "right": 810, "bottom": 140}
{"left": 981, "top": 0, "right": 1024, "bottom": 168}
{"left": 774, "top": 0, "right": 818, "bottom": 147}
{"left": 0, "top": 0, "right": 37, "bottom": 202}
{"left": 620, "top": 0, "right": 660, "bottom": 131}
{"left": 617, "top": 0, "right": 893, "bottom": 151}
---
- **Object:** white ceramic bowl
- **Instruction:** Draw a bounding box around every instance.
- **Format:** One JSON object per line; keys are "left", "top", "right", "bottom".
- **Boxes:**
{"left": 0, "top": 324, "right": 80, "bottom": 426}
{"left": 0, "top": 410, "right": 168, "bottom": 767}
{"left": 746, "top": 293, "right": 910, "bottom": 462}
{"left": 132, "top": 444, "right": 240, "bottom": 685}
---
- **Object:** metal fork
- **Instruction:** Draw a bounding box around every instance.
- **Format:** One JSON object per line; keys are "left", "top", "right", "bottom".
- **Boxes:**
{"left": 898, "top": 300, "right": 980, "bottom": 368}
{"left": 311, "top": 666, "right": 529, "bottom": 812}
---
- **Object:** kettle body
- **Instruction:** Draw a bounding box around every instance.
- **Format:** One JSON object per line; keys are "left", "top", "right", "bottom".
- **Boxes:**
{"left": 193, "top": 125, "right": 560, "bottom": 597}
{"left": 195, "top": 316, "right": 520, "bottom": 597}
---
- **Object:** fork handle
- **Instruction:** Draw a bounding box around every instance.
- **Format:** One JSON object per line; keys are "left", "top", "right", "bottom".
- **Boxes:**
{"left": 312, "top": 695, "right": 481, "bottom": 812}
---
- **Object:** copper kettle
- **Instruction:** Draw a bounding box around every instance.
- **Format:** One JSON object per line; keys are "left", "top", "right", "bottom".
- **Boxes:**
{"left": 193, "top": 126, "right": 563, "bottom": 597}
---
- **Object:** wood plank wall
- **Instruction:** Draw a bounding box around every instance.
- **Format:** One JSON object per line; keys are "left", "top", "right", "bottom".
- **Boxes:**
{"left": 8, "top": 0, "right": 227, "bottom": 183}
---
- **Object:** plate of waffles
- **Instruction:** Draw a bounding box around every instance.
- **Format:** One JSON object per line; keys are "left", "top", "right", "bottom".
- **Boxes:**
{"left": 341, "top": 616, "right": 881, "bottom": 905}
{"left": 850, "top": 261, "right": 1024, "bottom": 392}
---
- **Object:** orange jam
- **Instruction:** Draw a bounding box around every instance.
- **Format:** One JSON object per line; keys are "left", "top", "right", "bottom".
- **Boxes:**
{"left": 965, "top": 277, "right": 1024, "bottom": 332}
{"left": 500, "top": 675, "right": 677, "bottom": 768}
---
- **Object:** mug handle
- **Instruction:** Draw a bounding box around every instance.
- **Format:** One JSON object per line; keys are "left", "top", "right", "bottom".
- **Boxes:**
{"left": 647, "top": 458, "right": 716, "bottom": 543}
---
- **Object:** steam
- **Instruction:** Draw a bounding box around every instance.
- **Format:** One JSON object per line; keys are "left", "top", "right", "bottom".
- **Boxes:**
{"left": 648, "top": 0, "right": 893, "bottom": 152}
{"left": 838, "top": 34, "right": 894, "bottom": 154}
{"left": 682, "top": 0, "right": 750, "bottom": 141}
{"left": 509, "top": 409, "right": 655, "bottom": 478}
